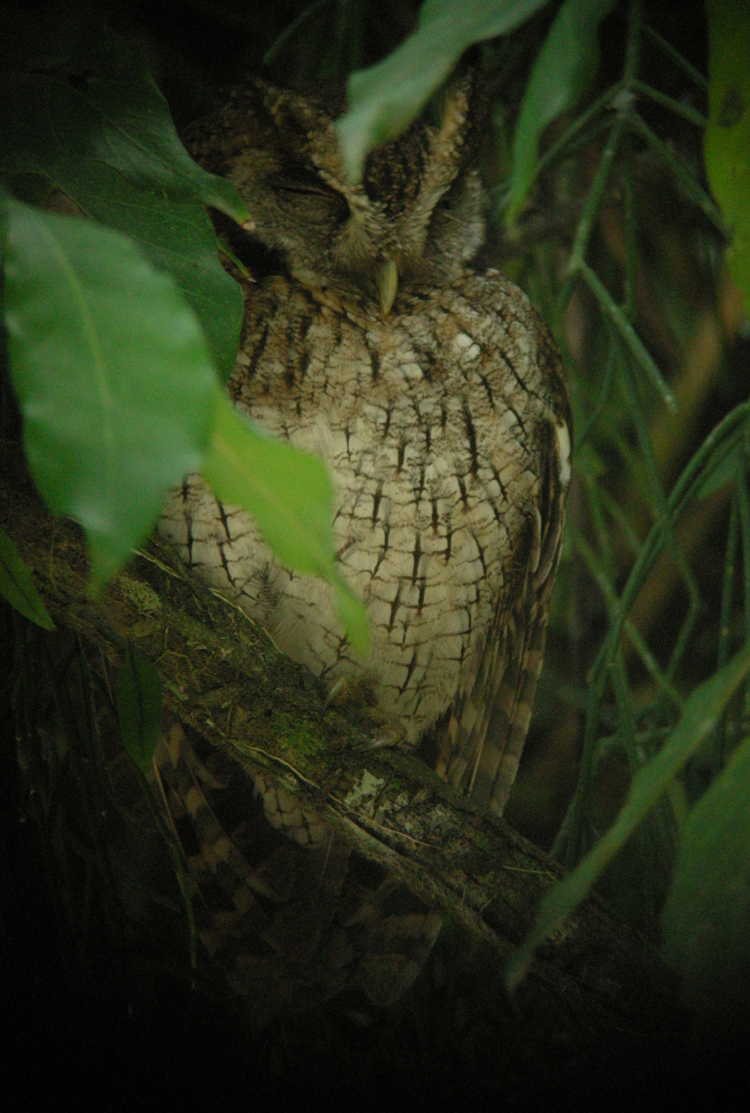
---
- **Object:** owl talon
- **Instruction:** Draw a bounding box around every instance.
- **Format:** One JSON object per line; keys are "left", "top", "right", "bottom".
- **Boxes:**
{"left": 322, "top": 674, "right": 379, "bottom": 716}
{"left": 323, "top": 676, "right": 350, "bottom": 711}
{"left": 357, "top": 735, "right": 389, "bottom": 752}
{"left": 356, "top": 725, "right": 406, "bottom": 752}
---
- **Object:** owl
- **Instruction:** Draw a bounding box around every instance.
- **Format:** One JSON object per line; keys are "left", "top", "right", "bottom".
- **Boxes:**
{"left": 160, "top": 73, "right": 571, "bottom": 818}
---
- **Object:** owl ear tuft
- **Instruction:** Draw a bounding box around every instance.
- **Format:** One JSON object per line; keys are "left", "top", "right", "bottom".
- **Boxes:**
{"left": 256, "top": 79, "right": 348, "bottom": 184}
{"left": 426, "top": 70, "right": 486, "bottom": 188}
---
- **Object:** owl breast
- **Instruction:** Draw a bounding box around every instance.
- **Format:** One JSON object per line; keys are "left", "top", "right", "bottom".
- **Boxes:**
{"left": 160, "top": 268, "right": 569, "bottom": 752}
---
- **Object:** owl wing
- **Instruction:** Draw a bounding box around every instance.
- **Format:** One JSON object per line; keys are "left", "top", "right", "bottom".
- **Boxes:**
{"left": 435, "top": 407, "right": 570, "bottom": 817}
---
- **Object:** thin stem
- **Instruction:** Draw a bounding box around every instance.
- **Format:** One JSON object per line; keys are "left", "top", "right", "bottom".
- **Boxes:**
{"left": 623, "top": 0, "right": 642, "bottom": 83}
{"left": 610, "top": 649, "right": 660, "bottom": 933}
{"left": 563, "top": 669, "right": 609, "bottom": 867}
{"left": 622, "top": 142, "right": 637, "bottom": 320}
{"left": 533, "top": 85, "right": 619, "bottom": 183}
{"left": 627, "top": 113, "right": 727, "bottom": 233}
{"left": 567, "top": 112, "right": 630, "bottom": 276}
{"left": 668, "top": 403, "right": 750, "bottom": 525}
{"left": 665, "top": 589, "right": 703, "bottom": 682}
{"left": 618, "top": 355, "right": 700, "bottom": 610}
{"left": 575, "top": 531, "right": 683, "bottom": 710}
{"left": 590, "top": 404, "right": 750, "bottom": 683}
{"left": 560, "top": 0, "right": 640, "bottom": 279}
{"left": 642, "top": 22, "right": 709, "bottom": 91}
{"left": 583, "top": 473, "right": 617, "bottom": 582}
{"left": 611, "top": 653, "right": 638, "bottom": 771}
{"left": 630, "top": 79, "right": 707, "bottom": 129}
{"left": 141, "top": 762, "right": 199, "bottom": 971}
{"left": 574, "top": 344, "right": 615, "bottom": 451}
{"left": 599, "top": 486, "right": 642, "bottom": 558}
{"left": 581, "top": 262, "right": 678, "bottom": 412}
{"left": 263, "top": 0, "right": 333, "bottom": 65}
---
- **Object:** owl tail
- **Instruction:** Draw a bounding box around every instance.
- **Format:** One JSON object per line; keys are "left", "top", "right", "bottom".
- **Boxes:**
{"left": 434, "top": 578, "right": 551, "bottom": 817}
{"left": 436, "top": 412, "right": 568, "bottom": 816}
{"left": 152, "top": 721, "right": 442, "bottom": 1022}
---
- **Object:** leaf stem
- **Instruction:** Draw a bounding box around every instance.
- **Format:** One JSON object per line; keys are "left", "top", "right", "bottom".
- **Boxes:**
{"left": 629, "top": 78, "right": 707, "bottom": 128}
{"left": 642, "top": 22, "right": 709, "bottom": 91}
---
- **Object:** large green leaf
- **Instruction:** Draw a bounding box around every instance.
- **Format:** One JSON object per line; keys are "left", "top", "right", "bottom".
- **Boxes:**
{"left": 0, "top": 5, "right": 245, "bottom": 374}
{"left": 506, "top": 638, "right": 750, "bottom": 990}
{"left": 661, "top": 735, "right": 750, "bottom": 1017}
{"left": 705, "top": 0, "right": 750, "bottom": 314}
{"left": 336, "top": 0, "right": 550, "bottom": 181}
{"left": 0, "top": 525, "right": 55, "bottom": 629}
{"left": 504, "top": 0, "right": 616, "bottom": 228}
{"left": 202, "top": 389, "right": 370, "bottom": 656}
{"left": 2, "top": 194, "right": 217, "bottom": 588}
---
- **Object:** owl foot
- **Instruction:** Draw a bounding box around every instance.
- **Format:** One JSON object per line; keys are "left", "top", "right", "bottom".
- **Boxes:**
{"left": 356, "top": 722, "right": 408, "bottom": 751}
{"left": 323, "top": 673, "right": 378, "bottom": 713}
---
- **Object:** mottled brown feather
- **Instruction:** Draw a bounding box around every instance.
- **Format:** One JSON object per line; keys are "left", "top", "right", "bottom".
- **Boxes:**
{"left": 156, "top": 74, "right": 570, "bottom": 1014}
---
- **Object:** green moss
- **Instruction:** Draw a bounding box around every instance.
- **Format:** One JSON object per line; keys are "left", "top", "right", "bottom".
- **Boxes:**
{"left": 275, "top": 714, "right": 328, "bottom": 757}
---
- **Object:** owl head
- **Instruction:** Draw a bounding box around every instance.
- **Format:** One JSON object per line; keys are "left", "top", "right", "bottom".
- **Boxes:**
{"left": 210, "top": 75, "right": 486, "bottom": 313}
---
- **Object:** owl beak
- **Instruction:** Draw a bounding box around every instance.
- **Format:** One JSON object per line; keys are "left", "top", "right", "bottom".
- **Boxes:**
{"left": 375, "top": 258, "right": 398, "bottom": 318}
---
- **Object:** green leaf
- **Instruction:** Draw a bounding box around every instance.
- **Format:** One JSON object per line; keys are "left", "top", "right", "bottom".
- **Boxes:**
{"left": 202, "top": 388, "right": 370, "bottom": 656}
{"left": 2, "top": 194, "right": 216, "bottom": 589}
{"left": 705, "top": 0, "right": 750, "bottom": 315}
{"left": 694, "top": 439, "right": 741, "bottom": 499}
{"left": 661, "top": 734, "right": 750, "bottom": 1018}
{"left": 0, "top": 525, "right": 55, "bottom": 629}
{"left": 504, "top": 0, "right": 617, "bottom": 228}
{"left": 330, "top": 567, "right": 371, "bottom": 660}
{"left": 507, "top": 638, "right": 750, "bottom": 991}
{"left": 336, "top": 0, "right": 550, "bottom": 181}
{"left": 0, "top": 6, "right": 245, "bottom": 374}
{"left": 116, "top": 642, "right": 163, "bottom": 774}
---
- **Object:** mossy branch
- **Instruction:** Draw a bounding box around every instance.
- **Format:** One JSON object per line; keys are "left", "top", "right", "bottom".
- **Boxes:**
{"left": 0, "top": 438, "right": 680, "bottom": 1038}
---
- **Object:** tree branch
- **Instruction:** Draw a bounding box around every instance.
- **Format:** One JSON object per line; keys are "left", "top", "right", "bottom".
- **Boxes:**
{"left": 0, "top": 439, "right": 682, "bottom": 1040}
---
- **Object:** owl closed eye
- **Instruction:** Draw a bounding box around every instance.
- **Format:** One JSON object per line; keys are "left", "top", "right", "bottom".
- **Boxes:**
{"left": 195, "top": 75, "right": 485, "bottom": 307}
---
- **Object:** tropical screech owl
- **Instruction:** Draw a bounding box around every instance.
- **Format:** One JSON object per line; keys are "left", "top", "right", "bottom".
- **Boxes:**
{"left": 160, "top": 73, "right": 571, "bottom": 819}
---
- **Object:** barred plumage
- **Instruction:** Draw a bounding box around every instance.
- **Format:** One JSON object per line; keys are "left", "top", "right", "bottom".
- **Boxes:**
{"left": 157, "top": 74, "right": 570, "bottom": 1012}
